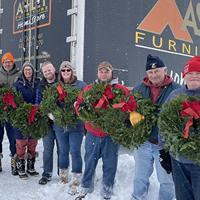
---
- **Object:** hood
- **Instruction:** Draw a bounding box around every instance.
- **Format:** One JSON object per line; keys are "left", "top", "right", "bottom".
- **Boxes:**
{"left": 95, "top": 76, "right": 119, "bottom": 85}
{"left": 0, "top": 63, "right": 20, "bottom": 75}
{"left": 20, "top": 61, "right": 36, "bottom": 87}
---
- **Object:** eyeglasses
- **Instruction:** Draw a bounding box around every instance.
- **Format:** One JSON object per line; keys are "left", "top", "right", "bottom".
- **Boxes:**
{"left": 61, "top": 69, "right": 71, "bottom": 72}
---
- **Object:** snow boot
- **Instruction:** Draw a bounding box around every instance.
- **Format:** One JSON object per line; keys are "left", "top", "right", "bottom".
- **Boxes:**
{"left": 17, "top": 159, "right": 28, "bottom": 179}
{"left": 59, "top": 168, "right": 69, "bottom": 184}
{"left": 75, "top": 193, "right": 87, "bottom": 200}
{"left": 38, "top": 176, "right": 51, "bottom": 185}
{"left": 27, "top": 157, "right": 39, "bottom": 176}
{"left": 0, "top": 153, "right": 3, "bottom": 172}
{"left": 11, "top": 155, "right": 18, "bottom": 176}
{"left": 68, "top": 173, "right": 82, "bottom": 195}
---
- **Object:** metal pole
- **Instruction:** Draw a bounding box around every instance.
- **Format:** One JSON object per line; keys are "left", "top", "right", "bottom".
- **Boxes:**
{"left": 28, "top": 0, "right": 32, "bottom": 62}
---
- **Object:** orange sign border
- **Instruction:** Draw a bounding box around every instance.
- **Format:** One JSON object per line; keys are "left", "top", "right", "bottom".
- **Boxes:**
{"left": 13, "top": 0, "right": 52, "bottom": 34}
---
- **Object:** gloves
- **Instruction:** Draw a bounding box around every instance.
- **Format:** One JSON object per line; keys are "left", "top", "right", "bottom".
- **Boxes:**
{"left": 48, "top": 113, "right": 55, "bottom": 121}
{"left": 159, "top": 149, "right": 172, "bottom": 174}
{"left": 56, "top": 100, "right": 65, "bottom": 108}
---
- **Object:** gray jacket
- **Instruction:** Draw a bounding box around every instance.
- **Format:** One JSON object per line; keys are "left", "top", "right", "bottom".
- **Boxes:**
{"left": 166, "top": 85, "right": 200, "bottom": 164}
{"left": 0, "top": 64, "right": 21, "bottom": 87}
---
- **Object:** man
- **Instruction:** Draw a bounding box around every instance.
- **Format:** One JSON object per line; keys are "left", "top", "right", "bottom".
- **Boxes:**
{"left": 0, "top": 52, "right": 20, "bottom": 174}
{"left": 38, "top": 61, "right": 59, "bottom": 185}
{"left": 131, "top": 54, "right": 179, "bottom": 200}
{"left": 166, "top": 56, "right": 200, "bottom": 200}
{"left": 75, "top": 61, "right": 127, "bottom": 200}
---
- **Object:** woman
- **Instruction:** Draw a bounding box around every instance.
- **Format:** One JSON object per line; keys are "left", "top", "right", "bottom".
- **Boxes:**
{"left": 14, "top": 61, "right": 41, "bottom": 179}
{"left": 54, "top": 61, "right": 86, "bottom": 195}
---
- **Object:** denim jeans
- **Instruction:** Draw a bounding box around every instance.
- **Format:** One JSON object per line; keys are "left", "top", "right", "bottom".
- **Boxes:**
{"left": 42, "top": 124, "right": 57, "bottom": 178}
{"left": 53, "top": 123, "right": 84, "bottom": 173}
{"left": 0, "top": 123, "right": 16, "bottom": 156}
{"left": 171, "top": 157, "right": 200, "bottom": 200}
{"left": 132, "top": 141, "right": 175, "bottom": 200}
{"left": 80, "top": 132, "right": 119, "bottom": 198}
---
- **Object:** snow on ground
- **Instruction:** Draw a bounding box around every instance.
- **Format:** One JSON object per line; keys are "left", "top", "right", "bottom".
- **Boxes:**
{"left": 0, "top": 136, "right": 159, "bottom": 200}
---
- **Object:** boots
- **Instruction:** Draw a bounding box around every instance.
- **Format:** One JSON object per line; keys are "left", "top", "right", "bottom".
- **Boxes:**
{"left": 11, "top": 155, "right": 18, "bottom": 176}
{"left": 27, "top": 157, "right": 39, "bottom": 176}
{"left": 59, "top": 168, "right": 69, "bottom": 184}
{"left": 17, "top": 159, "right": 28, "bottom": 179}
{"left": 0, "top": 153, "right": 3, "bottom": 172}
{"left": 68, "top": 173, "right": 82, "bottom": 195}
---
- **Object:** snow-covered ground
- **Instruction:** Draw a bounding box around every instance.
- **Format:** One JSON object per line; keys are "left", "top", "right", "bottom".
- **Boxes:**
{"left": 0, "top": 136, "right": 159, "bottom": 200}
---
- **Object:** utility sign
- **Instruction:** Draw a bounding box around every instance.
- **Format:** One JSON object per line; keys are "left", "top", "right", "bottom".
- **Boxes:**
{"left": 13, "top": 0, "right": 51, "bottom": 34}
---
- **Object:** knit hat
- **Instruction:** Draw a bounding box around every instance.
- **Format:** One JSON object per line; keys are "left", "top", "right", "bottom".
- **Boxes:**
{"left": 59, "top": 61, "right": 75, "bottom": 71}
{"left": 21, "top": 61, "right": 36, "bottom": 87}
{"left": 182, "top": 56, "right": 200, "bottom": 77}
{"left": 22, "top": 61, "right": 35, "bottom": 71}
{"left": 1, "top": 52, "right": 14, "bottom": 64}
{"left": 98, "top": 61, "right": 113, "bottom": 71}
{"left": 145, "top": 54, "right": 165, "bottom": 71}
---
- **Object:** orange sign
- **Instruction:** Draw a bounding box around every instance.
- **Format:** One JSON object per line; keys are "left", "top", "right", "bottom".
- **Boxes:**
{"left": 138, "top": 0, "right": 192, "bottom": 42}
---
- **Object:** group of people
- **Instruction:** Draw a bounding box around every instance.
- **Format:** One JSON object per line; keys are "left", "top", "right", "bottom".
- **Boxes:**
{"left": 0, "top": 51, "right": 200, "bottom": 200}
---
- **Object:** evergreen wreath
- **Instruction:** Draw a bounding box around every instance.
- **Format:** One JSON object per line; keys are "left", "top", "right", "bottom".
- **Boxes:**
{"left": 0, "top": 86, "right": 24, "bottom": 124}
{"left": 10, "top": 103, "right": 49, "bottom": 139}
{"left": 40, "top": 83, "right": 81, "bottom": 127}
{"left": 78, "top": 83, "right": 157, "bottom": 149}
{"left": 159, "top": 95, "right": 200, "bottom": 165}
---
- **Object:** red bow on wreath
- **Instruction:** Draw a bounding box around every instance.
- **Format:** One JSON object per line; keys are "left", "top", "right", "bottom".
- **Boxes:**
{"left": 112, "top": 95, "right": 137, "bottom": 112}
{"left": 56, "top": 84, "right": 67, "bottom": 102}
{"left": 181, "top": 101, "right": 200, "bottom": 139}
{"left": 28, "top": 105, "right": 38, "bottom": 125}
{"left": 2, "top": 92, "right": 17, "bottom": 110}
{"left": 95, "top": 85, "right": 114, "bottom": 109}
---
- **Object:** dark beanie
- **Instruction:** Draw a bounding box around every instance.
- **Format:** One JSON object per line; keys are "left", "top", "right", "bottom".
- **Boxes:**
{"left": 145, "top": 54, "right": 165, "bottom": 71}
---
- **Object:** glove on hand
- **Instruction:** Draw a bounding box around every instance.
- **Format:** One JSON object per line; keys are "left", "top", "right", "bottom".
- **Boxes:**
{"left": 159, "top": 149, "right": 172, "bottom": 174}
{"left": 56, "top": 100, "right": 65, "bottom": 108}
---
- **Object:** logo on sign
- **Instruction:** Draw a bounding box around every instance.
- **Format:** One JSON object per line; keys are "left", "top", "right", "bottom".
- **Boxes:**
{"left": 13, "top": 0, "right": 52, "bottom": 34}
{"left": 135, "top": 0, "right": 200, "bottom": 57}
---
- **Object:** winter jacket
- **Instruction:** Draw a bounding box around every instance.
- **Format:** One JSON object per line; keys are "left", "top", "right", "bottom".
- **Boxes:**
{"left": 14, "top": 76, "right": 42, "bottom": 104}
{"left": 60, "top": 76, "right": 87, "bottom": 132}
{"left": 40, "top": 72, "right": 58, "bottom": 93}
{"left": 133, "top": 75, "right": 180, "bottom": 144}
{"left": 0, "top": 64, "right": 21, "bottom": 87}
{"left": 166, "top": 85, "right": 200, "bottom": 164}
{"left": 75, "top": 77, "right": 130, "bottom": 137}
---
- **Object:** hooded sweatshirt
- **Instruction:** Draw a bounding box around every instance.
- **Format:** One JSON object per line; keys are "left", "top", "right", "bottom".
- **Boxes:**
{"left": 14, "top": 62, "right": 41, "bottom": 104}
{"left": 0, "top": 63, "right": 21, "bottom": 87}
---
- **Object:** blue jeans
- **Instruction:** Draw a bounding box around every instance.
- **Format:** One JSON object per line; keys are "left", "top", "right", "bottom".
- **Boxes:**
{"left": 171, "top": 157, "right": 200, "bottom": 200}
{"left": 0, "top": 123, "right": 16, "bottom": 156}
{"left": 42, "top": 124, "right": 58, "bottom": 178}
{"left": 132, "top": 141, "right": 175, "bottom": 200}
{"left": 80, "top": 133, "right": 119, "bottom": 198}
{"left": 53, "top": 123, "right": 83, "bottom": 172}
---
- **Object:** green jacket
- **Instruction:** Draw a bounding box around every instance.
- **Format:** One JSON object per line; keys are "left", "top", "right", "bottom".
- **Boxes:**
{"left": 0, "top": 64, "right": 21, "bottom": 87}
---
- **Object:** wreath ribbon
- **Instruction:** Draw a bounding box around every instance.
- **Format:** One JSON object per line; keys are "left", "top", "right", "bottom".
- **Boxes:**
{"left": 56, "top": 84, "right": 67, "bottom": 101}
{"left": 28, "top": 105, "right": 38, "bottom": 125}
{"left": 95, "top": 94, "right": 109, "bottom": 109}
{"left": 181, "top": 101, "right": 200, "bottom": 139}
{"left": 2, "top": 92, "right": 17, "bottom": 110}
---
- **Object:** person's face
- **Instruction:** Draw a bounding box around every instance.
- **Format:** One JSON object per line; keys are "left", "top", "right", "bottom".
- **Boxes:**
{"left": 2, "top": 59, "right": 14, "bottom": 72}
{"left": 23, "top": 66, "right": 33, "bottom": 80}
{"left": 41, "top": 63, "right": 56, "bottom": 81}
{"left": 184, "top": 72, "right": 200, "bottom": 90}
{"left": 146, "top": 67, "right": 167, "bottom": 86}
{"left": 60, "top": 67, "right": 72, "bottom": 81}
{"left": 97, "top": 69, "right": 112, "bottom": 82}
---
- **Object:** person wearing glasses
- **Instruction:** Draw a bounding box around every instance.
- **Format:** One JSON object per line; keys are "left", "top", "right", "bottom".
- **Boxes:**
{"left": 53, "top": 61, "right": 86, "bottom": 195}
